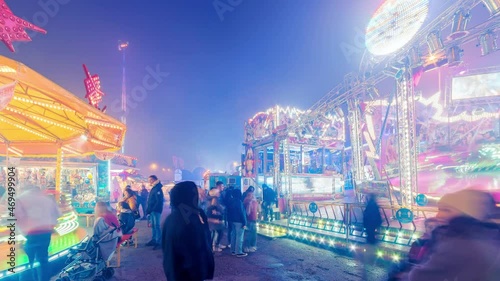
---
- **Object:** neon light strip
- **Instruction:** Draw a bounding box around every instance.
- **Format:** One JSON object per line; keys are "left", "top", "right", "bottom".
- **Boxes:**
{"left": 7, "top": 147, "right": 23, "bottom": 157}
{"left": 5, "top": 106, "right": 84, "bottom": 133}
{"left": 90, "top": 138, "right": 119, "bottom": 149}
{"left": 0, "top": 115, "right": 57, "bottom": 141}
{"left": 13, "top": 96, "right": 75, "bottom": 112}
{"left": 84, "top": 117, "right": 124, "bottom": 130}
{"left": 61, "top": 146, "right": 81, "bottom": 155}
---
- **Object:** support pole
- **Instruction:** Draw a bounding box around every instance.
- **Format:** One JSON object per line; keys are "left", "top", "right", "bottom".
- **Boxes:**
{"left": 348, "top": 99, "right": 364, "bottom": 182}
{"left": 395, "top": 69, "right": 418, "bottom": 207}
{"left": 55, "top": 147, "right": 63, "bottom": 192}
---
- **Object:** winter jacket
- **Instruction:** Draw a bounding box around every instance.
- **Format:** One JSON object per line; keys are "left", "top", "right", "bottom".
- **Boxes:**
{"left": 226, "top": 189, "right": 247, "bottom": 226}
{"left": 146, "top": 182, "right": 164, "bottom": 214}
{"left": 162, "top": 182, "right": 214, "bottom": 281}
{"left": 122, "top": 193, "right": 138, "bottom": 212}
{"left": 139, "top": 189, "right": 149, "bottom": 203}
{"left": 263, "top": 188, "right": 276, "bottom": 204}
{"left": 118, "top": 210, "right": 136, "bottom": 234}
{"left": 404, "top": 217, "right": 500, "bottom": 281}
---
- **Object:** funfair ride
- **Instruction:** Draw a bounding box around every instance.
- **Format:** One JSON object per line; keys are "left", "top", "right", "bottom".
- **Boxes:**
{"left": 256, "top": 0, "right": 500, "bottom": 261}
{"left": 242, "top": 106, "right": 345, "bottom": 207}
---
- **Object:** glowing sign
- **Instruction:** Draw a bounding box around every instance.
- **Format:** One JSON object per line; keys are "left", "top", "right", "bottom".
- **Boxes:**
{"left": 366, "top": 0, "right": 429, "bottom": 56}
{"left": 83, "top": 64, "right": 105, "bottom": 110}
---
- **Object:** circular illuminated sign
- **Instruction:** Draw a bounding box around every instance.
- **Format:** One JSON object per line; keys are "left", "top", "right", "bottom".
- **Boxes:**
{"left": 396, "top": 208, "right": 414, "bottom": 224}
{"left": 309, "top": 202, "right": 318, "bottom": 214}
{"left": 366, "top": 0, "right": 429, "bottom": 56}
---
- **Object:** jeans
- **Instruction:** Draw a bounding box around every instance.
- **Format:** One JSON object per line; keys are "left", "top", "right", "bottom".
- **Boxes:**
{"left": 139, "top": 200, "right": 147, "bottom": 218}
{"left": 24, "top": 232, "right": 52, "bottom": 281}
{"left": 211, "top": 229, "right": 224, "bottom": 247}
{"left": 150, "top": 212, "right": 161, "bottom": 244}
{"left": 230, "top": 222, "right": 245, "bottom": 254}
{"left": 226, "top": 220, "right": 232, "bottom": 246}
{"left": 262, "top": 202, "right": 274, "bottom": 221}
{"left": 244, "top": 221, "right": 257, "bottom": 249}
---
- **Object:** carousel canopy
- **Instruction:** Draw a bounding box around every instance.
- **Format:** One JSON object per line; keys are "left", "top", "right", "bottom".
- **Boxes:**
{"left": 0, "top": 56, "right": 126, "bottom": 157}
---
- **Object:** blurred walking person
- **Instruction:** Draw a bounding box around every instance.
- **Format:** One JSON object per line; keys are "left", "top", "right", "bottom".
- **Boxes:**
{"left": 362, "top": 193, "right": 382, "bottom": 280}
{"left": 162, "top": 181, "right": 214, "bottom": 281}
{"left": 146, "top": 175, "right": 164, "bottom": 250}
{"left": 207, "top": 186, "right": 225, "bottom": 252}
{"left": 16, "top": 184, "right": 61, "bottom": 281}
{"left": 243, "top": 188, "right": 259, "bottom": 252}
{"left": 403, "top": 189, "right": 500, "bottom": 281}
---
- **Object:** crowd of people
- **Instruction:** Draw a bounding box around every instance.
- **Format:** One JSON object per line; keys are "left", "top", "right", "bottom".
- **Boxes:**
{"left": 12, "top": 174, "right": 500, "bottom": 281}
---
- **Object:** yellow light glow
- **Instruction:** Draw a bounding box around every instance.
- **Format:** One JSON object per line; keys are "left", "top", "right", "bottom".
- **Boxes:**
{"left": 150, "top": 163, "right": 158, "bottom": 170}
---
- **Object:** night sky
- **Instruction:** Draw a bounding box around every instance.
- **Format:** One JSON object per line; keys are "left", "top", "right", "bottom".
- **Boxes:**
{"left": 2, "top": 0, "right": 457, "bottom": 174}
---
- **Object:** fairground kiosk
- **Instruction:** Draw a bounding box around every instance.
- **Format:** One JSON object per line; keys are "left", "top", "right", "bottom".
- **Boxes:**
{"left": 0, "top": 56, "right": 126, "bottom": 278}
{"left": 255, "top": 0, "right": 500, "bottom": 261}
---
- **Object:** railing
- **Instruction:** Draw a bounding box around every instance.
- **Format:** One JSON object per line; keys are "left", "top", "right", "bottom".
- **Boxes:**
{"left": 287, "top": 200, "right": 438, "bottom": 247}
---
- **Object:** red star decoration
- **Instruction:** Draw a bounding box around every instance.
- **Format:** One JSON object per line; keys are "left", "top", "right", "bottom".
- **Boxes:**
{"left": 0, "top": 0, "right": 47, "bottom": 52}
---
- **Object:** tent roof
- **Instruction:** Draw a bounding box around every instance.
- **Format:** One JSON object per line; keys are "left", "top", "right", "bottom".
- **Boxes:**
{"left": 0, "top": 56, "right": 126, "bottom": 157}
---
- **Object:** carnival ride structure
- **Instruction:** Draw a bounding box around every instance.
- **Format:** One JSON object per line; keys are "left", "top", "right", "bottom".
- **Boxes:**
{"left": 253, "top": 0, "right": 500, "bottom": 260}
{"left": 243, "top": 106, "right": 346, "bottom": 203}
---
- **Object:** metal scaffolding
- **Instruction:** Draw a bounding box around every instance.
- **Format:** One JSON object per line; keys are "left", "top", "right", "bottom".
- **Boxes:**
{"left": 395, "top": 70, "right": 418, "bottom": 207}
{"left": 348, "top": 99, "right": 364, "bottom": 182}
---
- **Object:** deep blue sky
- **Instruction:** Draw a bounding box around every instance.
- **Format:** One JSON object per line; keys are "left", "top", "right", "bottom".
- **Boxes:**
{"left": 4, "top": 0, "right": 384, "bottom": 173}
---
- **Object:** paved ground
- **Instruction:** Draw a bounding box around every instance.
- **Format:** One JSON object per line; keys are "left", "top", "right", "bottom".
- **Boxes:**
{"left": 49, "top": 219, "right": 388, "bottom": 281}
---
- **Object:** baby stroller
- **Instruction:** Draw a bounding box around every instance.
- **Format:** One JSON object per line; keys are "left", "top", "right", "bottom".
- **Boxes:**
{"left": 55, "top": 225, "right": 119, "bottom": 281}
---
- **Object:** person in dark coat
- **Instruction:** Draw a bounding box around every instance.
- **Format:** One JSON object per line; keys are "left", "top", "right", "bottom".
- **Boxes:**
{"left": 221, "top": 184, "right": 234, "bottom": 246}
{"left": 226, "top": 188, "right": 247, "bottom": 257}
{"left": 363, "top": 193, "right": 382, "bottom": 245}
{"left": 162, "top": 181, "right": 214, "bottom": 281}
{"left": 138, "top": 184, "right": 149, "bottom": 220}
{"left": 146, "top": 175, "right": 164, "bottom": 249}
{"left": 262, "top": 184, "right": 276, "bottom": 221}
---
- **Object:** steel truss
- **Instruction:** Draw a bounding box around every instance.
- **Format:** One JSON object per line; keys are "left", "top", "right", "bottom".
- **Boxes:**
{"left": 347, "top": 99, "right": 364, "bottom": 182}
{"left": 395, "top": 70, "right": 418, "bottom": 207}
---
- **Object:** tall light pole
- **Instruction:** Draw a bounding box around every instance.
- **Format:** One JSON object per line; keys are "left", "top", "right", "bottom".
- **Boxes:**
{"left": 118, "top": 41, "right": 129, "bottom": 154}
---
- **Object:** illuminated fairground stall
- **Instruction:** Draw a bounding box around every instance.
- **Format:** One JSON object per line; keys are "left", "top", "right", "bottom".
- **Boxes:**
{"left": 258, "top": 0, "right": 500, "bottom": 262}
{"left": 110, "top": 154, "right": 143, "bottom": 203}
{"left": 0, "top": 55, "right": 126, "bottom": 278}
{"left": 242, "top": 106, "right": 345, "bottom": 204}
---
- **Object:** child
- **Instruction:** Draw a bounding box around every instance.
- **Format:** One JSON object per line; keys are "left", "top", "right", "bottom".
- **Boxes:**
{"left": 93, "top": 202, "right": 121, "bottom": 261}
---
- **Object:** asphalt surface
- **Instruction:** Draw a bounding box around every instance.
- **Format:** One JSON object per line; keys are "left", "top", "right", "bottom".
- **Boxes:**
{"left": 47, "top": 219, "right": 388, "bottom": 281}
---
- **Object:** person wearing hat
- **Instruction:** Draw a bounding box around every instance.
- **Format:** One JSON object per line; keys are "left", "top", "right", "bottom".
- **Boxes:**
{"left": 404, "top": 189, "right": 500, "bottom": 281}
